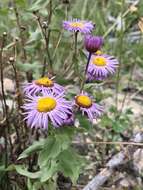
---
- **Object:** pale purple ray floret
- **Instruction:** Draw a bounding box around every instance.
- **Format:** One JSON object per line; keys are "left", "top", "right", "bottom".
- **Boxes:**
{"left": 23, "top": 77, "right": 64, "bottom": 96}
{"left": 75, "top": 92, "right": 103, "bottom": 122}
{"left": 63, "top": 18, "right": 94, "bottom": 34}
{"left": 87, "top": 53, "right": 119, "bottom": 81}
{"left": 22, "top": 92, "right": 72, "bottom": 129}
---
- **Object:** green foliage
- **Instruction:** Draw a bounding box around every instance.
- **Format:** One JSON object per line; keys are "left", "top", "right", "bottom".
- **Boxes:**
{"left": 17, "top": 130, "right": 85, "bottom": 185}
{"left": 100, "top": 106, "right": 133, "bottom": 140}
{"left": 77, "top": 113, "right": 92, "bottom": 131}
{"left": 15, "top": 165, "right": 42, "bottom": 179}
{"left": 18, "top": 139, "right": 45, "bottom": 160}
{"left": 28, "top": 0, "right": 50, "bottom": 11}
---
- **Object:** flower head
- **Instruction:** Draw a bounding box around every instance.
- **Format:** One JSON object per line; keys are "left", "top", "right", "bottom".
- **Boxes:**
{"left": 23, "top": 77, "right": 64, "bottom": 95}
{"left": 63, "top": 19, "right": 94, "bottom": 34}
{"left": 87, "top": 52, "right": 118, "bottom": 81}
{"left": 84, "top": 35, "right": 103, "bottom": 53}
{"left": 22, "top": 92, "right": 72, "bottom": 129}
{"left": 74, "top": 93, "right": 103, "bottom": 121}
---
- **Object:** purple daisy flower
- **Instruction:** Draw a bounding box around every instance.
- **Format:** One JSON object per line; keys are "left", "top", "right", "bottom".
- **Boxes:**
{"left": 23, "top": 77, "right": 64, "bottom": 95}
{"left": 63, "top": 19, "right": 94, "bottom": 34}
{"left": 87, "top": 52, "right": 119, "bottom": 81}
{"left": 22, "top": 92, "right": 72, "bottom": 129}
{"left": 74, "top": 93, "right": 103, "bottom": 121}
{"left": 84, "top": 35, "right": 103, "bottom": 53}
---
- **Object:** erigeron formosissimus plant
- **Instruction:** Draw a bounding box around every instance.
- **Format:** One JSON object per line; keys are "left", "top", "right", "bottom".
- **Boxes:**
{"left": 19, "top": 18, "right": 118, "bottom": 188}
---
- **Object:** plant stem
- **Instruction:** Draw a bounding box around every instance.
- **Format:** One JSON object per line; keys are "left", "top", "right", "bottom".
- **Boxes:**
{"left": 13, "top": 0, "right": 32, "bottom": 82}
{"left": 52, "top": 32, "right": 62, "bottom": 60}
{"left": 9, "top": 42, "right": 23, "bottom": 145}
{"left": 0, "top": 34, "right": 14, "bottom": 165}
{"left": 36, "top": 16, "right": 53, "bottom": 75}
{"left": 119, "top": 33, "right": 142, "bottom": 115}
{"left": 34, "top": 1, "right": 53, "bottom": 76}
{"left": 80, "top": 52, "right": 92, "bottom": 92}
{"left": 0, "top": 34, "right": 8, "bottom": 168}
{"left": 115, "top": 0, "right": 125, "bottom": 113}
{"left": 11, "top": 45, "right": 22, "bottom": 111}
{"left": 73, "top": 140, "right": 143, "bottom": 146}
{"left": 73, "top": 31, "right": 79, "bottom": 76}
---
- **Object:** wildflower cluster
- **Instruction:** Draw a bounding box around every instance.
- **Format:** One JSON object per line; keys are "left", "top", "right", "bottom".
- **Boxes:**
{"left": 23, "top": 19, "right": 118, "bottom": 130}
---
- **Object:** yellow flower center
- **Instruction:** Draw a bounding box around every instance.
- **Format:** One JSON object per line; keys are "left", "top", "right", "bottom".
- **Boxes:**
{"left": 92, "top": 56, "right": 106, "bottom": 66}
{"left": 95, "top": 50, "right": 102, "bottom": 55}
{"left": 76, "top": 95, "right": 92, "bottom": 108}
{"left": 35, "top": 77, "right": 54, "bottom": 87}
{"left": 70, "top": 22, "right": 84, "bottom": 28}
{"left": 37, "top": 97, "right": 56, "bottom": 112}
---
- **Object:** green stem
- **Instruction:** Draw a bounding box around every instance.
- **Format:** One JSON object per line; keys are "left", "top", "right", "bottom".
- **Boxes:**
{"left": 80, "top": 52, "right": 92, "bottom": 92}
{"left": 115, "top": 0, "right": 125, "bottom": 113}
{"left": 119, "top": 33, "right": 142, "bottom": 115}
{"left": 73, "top": 31, "right": 79, "bottom": 76}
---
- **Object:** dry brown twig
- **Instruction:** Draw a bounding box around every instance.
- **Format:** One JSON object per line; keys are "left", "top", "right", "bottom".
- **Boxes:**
{"left": 13, "top": 0, "right": 33, "bottom": 82}
{"left": 83, "top": 132, "right": 143, "bottom": 190}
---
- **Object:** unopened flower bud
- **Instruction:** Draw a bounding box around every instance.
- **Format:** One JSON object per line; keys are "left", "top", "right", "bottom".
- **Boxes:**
{"left": 33, "top": 10, "right": 39, "bottom": 15}
{"left": 84, "top": 35, "right": 103, "bottom": 53}
{"left": 3, "top": 32, "right": 7, "bottom": 36}
{"left": 15, "top": 37, "right": 19, "bottom": 41}
{"left": 42, "top": 21, "right": 48, "bottom": 29}
{"left": 9, "top": 57, "right": 15, "bottom": 62}
{"left": 20, "top": 26, "right": 26, "bottom": 31}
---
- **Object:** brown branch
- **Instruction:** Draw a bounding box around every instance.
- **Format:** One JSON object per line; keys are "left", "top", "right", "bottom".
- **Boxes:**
{"left": 33, "top": 1, "right": 53, "bottom": 76}
{"left": 83, "top": 132, "right": 143, "bottom": 190}
{"left": 73, "top": 141, "right": 143, "bottom": 147}
{"left": 0, "top": 33, "right": 14, "bottom": 164}
{"left": 0, "top": 33, "right": 7, "bottom": 118}
{"left": 9, "top": 54, "right": 22, "bottom": 111}
{"left": 13, "top": 0, "right": 33, "bottom": 82}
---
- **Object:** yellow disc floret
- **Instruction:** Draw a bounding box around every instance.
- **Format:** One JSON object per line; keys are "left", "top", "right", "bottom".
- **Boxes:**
{"left": 35, "top": 77, "right": 54, "bottom": 87}
{"left": 70, "top": 22, "right": 84, "bottom": 28}
{"left": 76, "top": 95, "right": 92, "bottom": 108}
{"left": 95, "top": 50, "right": 102, "bottom": 55}
{"left": 92, "top": 56, "right": 106, "bottom": 66}
{"left": 37, "top": 97, "right": 56, "bottom": 112}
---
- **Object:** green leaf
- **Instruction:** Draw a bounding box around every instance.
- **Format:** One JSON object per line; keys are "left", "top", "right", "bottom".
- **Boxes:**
{"left": 40, "top": 160, "right": 58, "bottom": 182}
{"left": 17, "top": 61, "right": 42, "bottom": 72}
{"left": 58, "top": 148, "right": 85, "bottom": 184}
{"left": 112, "top": 121, "right": 125, "bottom": 133}
{"left": 15, "top": 165, "right": 41, "bottom": 179}
{"left": 54, "top": 7, "right": 65, "bottom": 18}
{"left": 18, "top": 139, "right": 45, "bottom": 160}
{"left": 15, "top": 0, "right": 27, "bottom": 7}
{"left": 38, "top": 134, "right": 71, "bottom": 168}
{"left": 29, "top": 0, "right": 50, "bottom": 11}
{"left": 38, "top": 137, "right": 57, "bottom": 167}
{"left": 100, "top": 115, "right": 113, "bottom": 128}
{"left": 27, "top": 179, "right": 33, "bottom": 190}
{"left": 27, "top": 28, "right": 41, "bottom": 44}
{"left": 77, "top": 113, "right": 92, "bottom": 130}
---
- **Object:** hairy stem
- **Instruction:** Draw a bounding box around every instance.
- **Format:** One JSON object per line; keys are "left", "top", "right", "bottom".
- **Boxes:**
{"left": 73, "top": 31, "right": 79, "bottom": 76}
{"left": 80, "top": 52, "right": 92, "bottom": 92}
